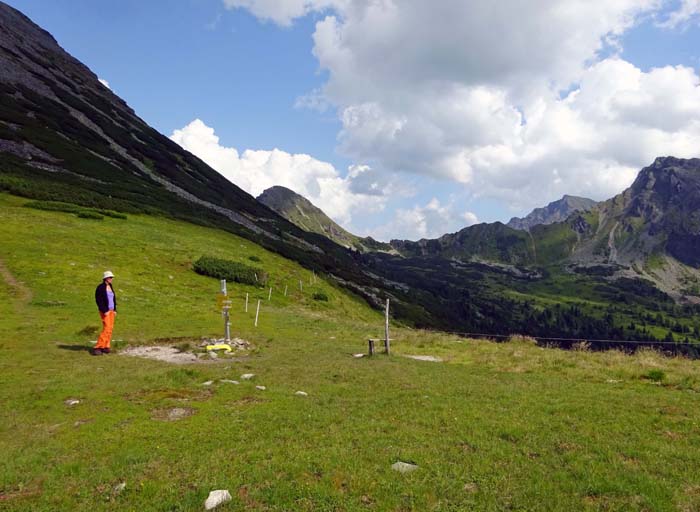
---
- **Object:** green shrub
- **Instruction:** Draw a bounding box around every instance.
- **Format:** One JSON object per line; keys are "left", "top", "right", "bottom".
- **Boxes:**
{"left": 25, "top": 201, "right": 127, "bottom": 220}
{"left": 193, "top": 256, "right": 267, "bottom": 286}
{"left": 313, "top": 292, "right": 329, "bottom": 302}
{"left": 248, "top": 255, "right": 261, "bottom": 262}
{"left": 644, "top": 369, "right": 666, "bottom": 382}
{"left": 77, "top": 210, "right": 104, "bottom": 220}
{"left": 24, "top": 200, "right": 82, "bottom": 214}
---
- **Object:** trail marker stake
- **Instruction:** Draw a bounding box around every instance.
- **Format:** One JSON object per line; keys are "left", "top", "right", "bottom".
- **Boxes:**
{"left": 268, "top": 287, "right": 272, "bottom": 301}
{"left": 284, "top": 284, "right": 288, "bottom": 296}
{"left": 245, "top": 293, "right": 249, "bottom": 313}
{"left": 255, "top": 300, "right": 261, "bottom": 327}
{"left": 384, "top": 298, "right": 390, "bottom": 354}
{"left": 219, "top": 280, "right": 231, "bottom": 341}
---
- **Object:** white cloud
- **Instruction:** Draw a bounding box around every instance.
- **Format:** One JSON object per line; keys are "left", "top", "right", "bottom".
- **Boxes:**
{"left": 370, "top": 198, "right": 479, "bottom": 241}
{"left": 222, "top": 0, "right": 346, "bottom": 26}
{"left": 169, "top": 119, "right": 382, "bottom": 225}
{"left": 658, "top": 0, "right": 700, "bottom": 28}
{"left": 98, "top": 78, "right": 111, "bottom": 90}
{"left": 229, "top": 0, "right": 700, "bottom": 224}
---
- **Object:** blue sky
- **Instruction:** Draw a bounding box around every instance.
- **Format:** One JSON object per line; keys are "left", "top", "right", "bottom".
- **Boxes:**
{"left": 7, "top": 0, "right": 700, "bottom": 240}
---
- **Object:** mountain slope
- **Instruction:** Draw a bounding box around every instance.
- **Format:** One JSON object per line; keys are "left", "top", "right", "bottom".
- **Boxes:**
{"left": 4, "top": 1, "right": 700, "bottom": 340}
{"left": 257, "top": 186, "right": 393, "bottom": 253}
{"left": 0, "top": 1, "right": 408, "bottom": 316}
{"left": 507, "top": 195, "right": 597, "bottom": 231}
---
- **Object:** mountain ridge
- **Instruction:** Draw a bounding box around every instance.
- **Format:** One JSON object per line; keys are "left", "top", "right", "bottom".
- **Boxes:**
{"left": 257, "top": 185, "right": 394, "bottom": 253}
{"left": 507, "top": 195, "right": 598, "bottom": 231}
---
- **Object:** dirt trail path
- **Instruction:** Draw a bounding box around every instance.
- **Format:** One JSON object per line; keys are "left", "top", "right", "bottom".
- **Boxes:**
{"left": 0, "top": 258, "right": 32, "bottom": 306}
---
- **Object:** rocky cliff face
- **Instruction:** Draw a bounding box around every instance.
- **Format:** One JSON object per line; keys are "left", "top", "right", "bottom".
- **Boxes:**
{"left": 507, "top": 195, "right": 597, "bottom": 231}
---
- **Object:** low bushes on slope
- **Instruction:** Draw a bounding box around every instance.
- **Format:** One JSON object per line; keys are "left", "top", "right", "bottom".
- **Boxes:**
{"left": 193, "top": 255, "right": 267, "bottom": 286}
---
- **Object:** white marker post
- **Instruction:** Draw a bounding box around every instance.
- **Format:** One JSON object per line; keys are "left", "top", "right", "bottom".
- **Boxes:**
{"left": 284, "top": 284, "right": 288, "bottom": 297}
{"left": 245, "top": 293, "right": 249, "bottom": 313}
{"left": 268, "top": 287, "right": 272, "bottom": 301}
{"left": 299, "top": 280, "right": 303, "bottom": 292}
{"left": 384, "top": 298, "right": 390, "bottom": 355}
{"left": 255, "top": 300, "right": 261, "bottom": 327}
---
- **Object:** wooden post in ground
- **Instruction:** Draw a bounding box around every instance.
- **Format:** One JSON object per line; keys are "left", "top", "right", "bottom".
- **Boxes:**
{"left": 299, "top": 280, "right": 303, "bottom": 292}
{"left": 245, "top": 293, "right": 249, "bottom": 313}
{"left": 255, "top": 300, "right": 261, "bottom": 327}
{"left": 268, "top": 287, "right": 272, "bottom": 301}
{"left": 284, "top": 284, "right": 288, "bottom": 296}
{"left": 384, "top": 298, "right": 390, "bottom": 355}
{"left": 368, "top": 339, "right": 375, "bottom": 356}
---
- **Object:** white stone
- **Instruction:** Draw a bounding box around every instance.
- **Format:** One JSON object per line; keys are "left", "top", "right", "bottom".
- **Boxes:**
{"left": 255, "top": 385, "right": 266, "bottom": 391}
{"left": 294, "top": 391, "right": 308, "bottom": 396}
{"left": 201, "top": 381, "right": 214, "bottom": 386}
{"left": 241, "top": 373, "right": 255, "bottom": 380}
{"left": 220, "top": 379, "right": 239, "bottom": 385}
{"left": 208, "top": 351, "right": 218, "bottom": 360}
{"left": 204, "top": 489, "right": 232, "bottom": 510}
{"left": 353, "top": 353, "right": 365, "bottom": 358}
{"left": 391, "top": 461, "right": 419, "bottom": 473}
{"left": 113, "top": 482, "right": 126, "bottom": 494}
{"left": 64, "top": 399, "right": 80, "bottom": 406}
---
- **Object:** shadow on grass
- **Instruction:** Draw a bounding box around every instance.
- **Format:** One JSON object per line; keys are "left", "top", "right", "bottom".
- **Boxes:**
{"left": 56, "top": 344, "right": 93, "bottom": 352}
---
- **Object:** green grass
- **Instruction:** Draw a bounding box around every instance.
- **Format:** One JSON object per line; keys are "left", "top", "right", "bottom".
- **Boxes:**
{"left": 2, "top": 192, "right": 700, "bottom": 511}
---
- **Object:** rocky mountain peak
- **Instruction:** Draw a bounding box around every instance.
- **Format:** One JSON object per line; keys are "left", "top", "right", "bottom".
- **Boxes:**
{"left": 507, "top": 194, "right": 597, "bottom": 231}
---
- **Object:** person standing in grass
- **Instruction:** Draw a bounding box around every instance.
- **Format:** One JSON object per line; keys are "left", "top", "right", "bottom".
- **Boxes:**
{"left": 93, "top": 270, "right": 117, "bottom": 356}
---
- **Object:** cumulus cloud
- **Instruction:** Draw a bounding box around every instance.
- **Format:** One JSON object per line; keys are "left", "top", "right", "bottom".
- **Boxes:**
{"left": 658, "top": 0, "right": 700, "bottom": 28}
{"left": 370, "top": 198, "right": 479, "bottom": 241}
{"left": 170, "top": 119, "right": 382, "bottom": 225}
{"left": 230, "top": 0, "right": 700, "bottom": 216}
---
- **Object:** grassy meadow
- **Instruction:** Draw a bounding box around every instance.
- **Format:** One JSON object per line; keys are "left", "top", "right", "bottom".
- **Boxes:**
{"left": 2, "top": 192, "right": 700, "bottom": 511}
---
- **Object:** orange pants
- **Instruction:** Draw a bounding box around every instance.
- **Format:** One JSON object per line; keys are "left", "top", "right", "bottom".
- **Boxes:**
{"left": 95, "top": 311, "right": 115, "bottom": 349}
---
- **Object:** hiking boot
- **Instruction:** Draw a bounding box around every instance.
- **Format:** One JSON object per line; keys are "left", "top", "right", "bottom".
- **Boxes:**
{"left": 91, "top": 348, "right": 103, "bottom": 356}
{"left": 102, "top": 348, "right": 111, "bottom": 354}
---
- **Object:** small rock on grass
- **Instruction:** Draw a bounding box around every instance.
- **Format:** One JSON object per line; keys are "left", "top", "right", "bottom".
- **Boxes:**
{"left": 220, "top": 379, "right": 239, "bottom": 384}
{"left": 294, "top": 391, "right": 308, "bottom": 396}
{"left": 391, "top": 461, "right": 418, "bottom": 473}
{"left": 113, "top": 482, "right": 126, "bottom": 494}
{"left": 201, "top": 381, "right": 214, "bottom": 386}
{"left": 353, "top": 353, "right": 365, "bottom": 358}
{"left": 204, "top": 489, "right": 232, "bottom": 510}
{"left": 241, "top": 373, "right": 255, "bottom": 380}
{"left": 255, "top": 385, "right": 266, "bottom": 391}
{"left": 64, "top": 399, "right": 80, "bottom": 406}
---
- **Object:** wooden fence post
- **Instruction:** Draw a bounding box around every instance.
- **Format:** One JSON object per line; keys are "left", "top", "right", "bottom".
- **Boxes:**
{"left": 255, "top": 300, "right": 261, "bottom": 327}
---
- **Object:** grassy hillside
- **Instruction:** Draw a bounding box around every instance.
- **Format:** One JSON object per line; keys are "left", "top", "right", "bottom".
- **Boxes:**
{"left": 2, "top": 193, "right": 700, "bottom": 511}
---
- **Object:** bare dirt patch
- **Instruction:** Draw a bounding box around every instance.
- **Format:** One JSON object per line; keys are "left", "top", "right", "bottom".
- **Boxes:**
{"left": 121, "top": 346, "right": 207, "bottom": 364}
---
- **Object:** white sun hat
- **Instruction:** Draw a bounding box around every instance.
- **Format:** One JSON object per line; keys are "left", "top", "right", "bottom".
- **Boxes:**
{"left": 103, "top": 270, "right": 115, "bottom": 279}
